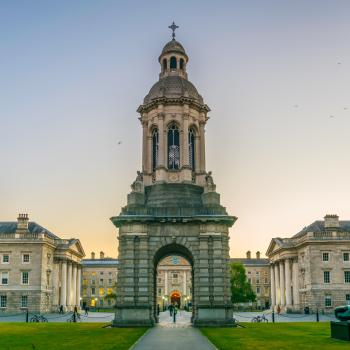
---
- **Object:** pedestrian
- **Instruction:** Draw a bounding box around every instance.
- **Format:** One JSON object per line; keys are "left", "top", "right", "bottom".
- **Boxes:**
{"left": 74, "top": 305, "right": 78, "bottom": 314}
{"left": 59, "top": 305, "right": 64, "bottom": 314}
{"left": 169, "top": 304, "right": 173, "bottom": 316}
{"left": 157, "top": 304, "right": 160, "bottom": 316}
{"left": 277, "top": 305, "right": 281, "bottom": 314}
{"left": 85, "top": 305, "right": 89, "bottom": 316}
{"left": 173, "top": 305, "right": 177, "bottom": 323}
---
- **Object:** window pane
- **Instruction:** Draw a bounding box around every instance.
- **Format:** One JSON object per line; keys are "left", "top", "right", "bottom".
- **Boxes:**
{"left": 168, "top": 125, "right": 180, "bottom": 170}
{"left": 170, "top": 56, "right": 177, "bottom": 69}
{"left": 345, "top": 271, "right": 350, "bottom": 283}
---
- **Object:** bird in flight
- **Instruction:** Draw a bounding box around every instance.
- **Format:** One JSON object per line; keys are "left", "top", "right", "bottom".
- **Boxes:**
{"left": 117, "top": 141, "right": 122, "bottom": 145}
{"left": 329, "top": 115, "right": 335, "bottom": 118}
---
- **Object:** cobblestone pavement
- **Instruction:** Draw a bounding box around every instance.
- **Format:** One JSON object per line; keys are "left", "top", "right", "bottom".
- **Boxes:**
{"left": 131, "top": 311, "right": 216, "bottom": 350}
{"left": 232, "top": 310, "right": 337, "bottom": 323}
{"left": 0, "top": 311, "right": 114, "bottom": 323}
{"left": 158, "top": 309, "right": 192, "bottom": 327}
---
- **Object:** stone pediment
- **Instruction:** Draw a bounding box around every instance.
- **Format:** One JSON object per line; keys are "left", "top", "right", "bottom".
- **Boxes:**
{"left": 68, "top": 239, "right": 85, "bottom": 257}
{"left": 266, "top": 238, "right": 284, "bottom": 256}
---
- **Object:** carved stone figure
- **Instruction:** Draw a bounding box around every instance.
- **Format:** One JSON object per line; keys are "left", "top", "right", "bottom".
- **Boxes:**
{"left": 131, "top": 171, "right": 143, "bottom": 192}
{"left": 205, "top": 171, "right": 216, "bottom": 192}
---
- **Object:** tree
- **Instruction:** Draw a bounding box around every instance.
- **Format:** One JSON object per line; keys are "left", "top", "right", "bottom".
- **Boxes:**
{"left": 104, "top": 282, "right": 117, "bottom": 307}
{"left": 229, "top": 262, "right": 256, "bottom": 304}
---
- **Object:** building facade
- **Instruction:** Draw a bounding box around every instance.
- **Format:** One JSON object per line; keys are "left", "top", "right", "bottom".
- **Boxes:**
{"left": 266, "top": 214, "right": 350, "bottom": 313}
{"left": 0, "top": 214, "right": 85, "bottom": 313}
{"left": 156, "top": 255, "right": 192, "bottom": 309}
{"left": 81, "top": 252, "right": 118, "bottom": 309}
{"left": 112, "top": 25, "right": 236, "bottom": 327}
{"left": 231, "top": 251, "right": 270, "bottom": 309}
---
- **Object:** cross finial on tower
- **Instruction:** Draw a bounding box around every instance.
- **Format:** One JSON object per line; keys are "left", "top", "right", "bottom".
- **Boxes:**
{"left": 168, "top": 21, "right": 179, "bottom": 40}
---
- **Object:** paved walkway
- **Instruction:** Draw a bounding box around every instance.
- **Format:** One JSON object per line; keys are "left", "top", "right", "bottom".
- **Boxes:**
{"left": 131, "top": 311, "right": 216, "bottom": 350}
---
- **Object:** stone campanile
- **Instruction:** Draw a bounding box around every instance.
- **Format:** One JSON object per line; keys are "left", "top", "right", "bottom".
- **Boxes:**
{"left": 112, "top": 24, "right": 236, "bottom": 327}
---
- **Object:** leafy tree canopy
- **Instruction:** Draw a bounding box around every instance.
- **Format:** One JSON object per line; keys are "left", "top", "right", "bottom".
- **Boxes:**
{"left": 229, "top": 262, "right": 256, "bottom": 304}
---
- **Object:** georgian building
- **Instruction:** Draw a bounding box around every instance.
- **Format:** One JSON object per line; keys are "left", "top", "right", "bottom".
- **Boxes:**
{"left": 231, "top": 251, "right": 270, "bottom": 309}
{"left": 0, "top": 214, "right": 85, "bottom": 313}
{"left": 81, "top": 252, "right": 118, "bottom": 308}
{"left": 156, "top": 256, "right": 192, "bottom": 308}
{"left": 266, "top": 214, "right": 350, "bottom": 313}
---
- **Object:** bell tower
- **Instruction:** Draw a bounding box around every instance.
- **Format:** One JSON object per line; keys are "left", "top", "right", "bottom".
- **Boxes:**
{"left": 138, "top": 23, "right": 209, "bottom": 188}
{"left": 112, "top": 24, "right": 236, "bottom": 327}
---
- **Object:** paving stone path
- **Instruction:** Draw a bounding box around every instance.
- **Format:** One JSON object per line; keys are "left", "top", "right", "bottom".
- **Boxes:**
{"left": 130, "top": 311, "right": 216, "bottom": 350}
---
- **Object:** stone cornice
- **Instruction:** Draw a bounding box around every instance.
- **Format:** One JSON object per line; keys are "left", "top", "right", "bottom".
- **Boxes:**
{"left": 137, "top": 97, "right": 210, "bottom": 114}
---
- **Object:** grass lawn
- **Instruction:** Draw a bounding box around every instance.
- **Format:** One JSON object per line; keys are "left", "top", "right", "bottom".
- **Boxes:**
{"left": 201, "top": 322, "right": 349, "bottom": 350}
{"left": 0, "top": 323, "right": 147, "bottom": 350}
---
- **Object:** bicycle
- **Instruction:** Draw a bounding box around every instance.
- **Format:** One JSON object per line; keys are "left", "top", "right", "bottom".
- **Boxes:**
{"left": 30, "top": 315, "right": 48, "bottom": 322}
{"left": 251, "top": 315, "right": 268, "bottom": 323}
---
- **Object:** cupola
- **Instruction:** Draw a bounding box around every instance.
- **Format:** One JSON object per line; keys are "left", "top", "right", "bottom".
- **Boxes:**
{"left": 158, "top": 22, "right": 188, "bottom": 79}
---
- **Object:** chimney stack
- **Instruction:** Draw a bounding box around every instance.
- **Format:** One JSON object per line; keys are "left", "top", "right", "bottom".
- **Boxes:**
{"left": 17, "top": 214, "right": 29, "bottom": 231}
{"left": 324, "top": 214, "right": 340, "bottom": 229}
{"left": 100, "top": 251, "right": 105, "bottom": 259}
{"left": 256, "top": 251, "right": 261, "bottom": 259}
{"left": 246, "top": 251, "right": 251, "bottom": 259}
{"left": 91, "top": 252, "right": 95, "bottom": 259}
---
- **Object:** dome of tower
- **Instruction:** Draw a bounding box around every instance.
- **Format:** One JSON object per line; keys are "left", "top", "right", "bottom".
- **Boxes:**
{"left": 160, "top": 39, "right": 188, "bottom": 60}
{"left": 143, "top": 75, "right": 203, "bottom": 105}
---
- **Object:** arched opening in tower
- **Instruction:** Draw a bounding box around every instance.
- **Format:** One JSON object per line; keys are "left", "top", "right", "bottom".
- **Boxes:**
{"left": 154, "top": 245, "right": 193, "bottom": 325}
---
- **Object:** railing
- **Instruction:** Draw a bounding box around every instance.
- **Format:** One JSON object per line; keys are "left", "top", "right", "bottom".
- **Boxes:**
{"left": 0, "top": 232, "right": 55, "bottom": 243}
{"left": 294, "top": 231, "right": 350, "bottom": 244}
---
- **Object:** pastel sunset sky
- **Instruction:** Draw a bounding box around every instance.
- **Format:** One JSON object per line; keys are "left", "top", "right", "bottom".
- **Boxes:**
{"left": 1, "top": 0, "right": 349, "bottom": 258}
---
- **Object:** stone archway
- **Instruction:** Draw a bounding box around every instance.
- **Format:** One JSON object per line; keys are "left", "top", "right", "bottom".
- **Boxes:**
{"left": 152, "top": 243, "right": 194, "bottom": 323}
{"left": 112, "top": 183, "right": 236, "bottom": 327}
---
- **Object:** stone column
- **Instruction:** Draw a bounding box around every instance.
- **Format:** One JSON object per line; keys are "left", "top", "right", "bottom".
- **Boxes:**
{"left": 76, "top": 267, "right": 81, "bottom": 308}
{"left": 66, "top": 262, "right": 72, "bottom": 308}
{"left": 183, "top": 271, "right": 187, "bottom": 295}
{"left": 158, "top": 113, "right": 165, "bottom": 167}
{"left": 292, "top": 259, "right": 300, "bottom": 309}
{"left": 182, "top": 114, "right": 189, "bottom": 167}
{"left": 164, "top": 271, "right": 168, "bottom": 295}
{"left": 72, "top": 264, "right": 77, "bottom": 307}
{"left": 142, "top": 120, "right": 148, "bottom": 173}
{"left": 279, "top": 260, "right": 285, "bottom": 307}
{"left": 274, "top": 263, "right": 280, "bottom": 306}
{"left": 60, "top": 260, "right": 67, "bottom": 308}
{"left": 146, "top": 136, "right": 152, "bottom": 173}
{"left": 285, "top": 259, "right": 292, "bottom": 308}
{"left": 199, "top": 121, "right": 206, "bottom": 172}
{"left": 194, "top": 135, "right": 200, "bottom": 173}
{"left": 270, "top": 264, "right": 276, "bottom": 308}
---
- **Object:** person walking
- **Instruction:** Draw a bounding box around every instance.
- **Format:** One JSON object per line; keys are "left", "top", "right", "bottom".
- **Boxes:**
{"left": 85, "top": 306, "right": 89, "bottom": 316}
{"left": 59, "top": 305, "right": 64, "bottom": 314}
{"left": 173, "top": 305, "right": 177, "bottom": 323}
{"left": 169, "top": 304, "right": 173, "bottom": 317}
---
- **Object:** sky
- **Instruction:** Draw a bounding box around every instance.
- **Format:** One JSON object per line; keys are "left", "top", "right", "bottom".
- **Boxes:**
{"left": 1, "top": 0, "right": 349, "bottom": 259}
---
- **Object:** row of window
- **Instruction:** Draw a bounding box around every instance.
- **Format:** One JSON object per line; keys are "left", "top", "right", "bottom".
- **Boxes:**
{"left": 0, "top": 295, "right": 28, "bottom": 308}
{"left": 83, "top": 271, "right": 115, "bottom": 276}
{"left": 248, "top": 278, "right": 269, "bottom": 285}
{"left": 325, "top": 294, "right": 350, "bottom": 307}
{"left": 0, "top": 253, "right": 31, "bottom": 264}
{"left": 83, "top": 278, "right": 114, "bottom": 286}
{"left": 162, "top": 57, "right": 185, "bottom": 71}
{"left": 323, "top": 271, "right": 350, "bottom": 283}
{"left": 0, "top": 271, "right": 29, "bottom": 285}
{"left": 322, "top": 252, "right": 350, "bottom": 262}
{"left": 152, "top": 125, "right": 196, "bottom": 171}
{"left": 82, "top": 287, "right": 114, "bottom": 297}
{"left": 256, "top": 286, "right": 269, "bottom": 295}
